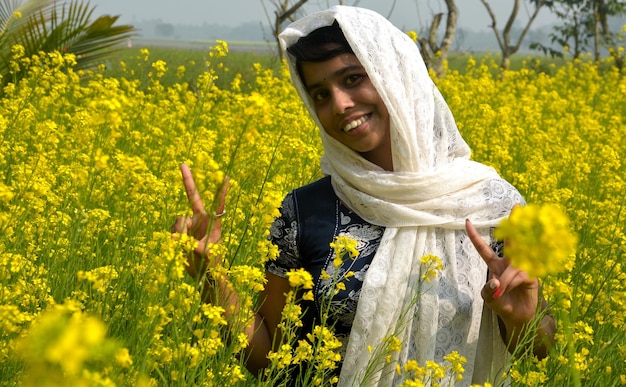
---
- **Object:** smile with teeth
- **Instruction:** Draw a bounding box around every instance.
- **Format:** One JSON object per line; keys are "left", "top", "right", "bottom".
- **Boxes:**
{"left": 343, "top": 115, "right": 369, "bottom": 132}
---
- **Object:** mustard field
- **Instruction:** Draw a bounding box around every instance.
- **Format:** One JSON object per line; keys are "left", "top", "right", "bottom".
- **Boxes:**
{"left": 0, "top": 41, "right": 624, "bottom": 386}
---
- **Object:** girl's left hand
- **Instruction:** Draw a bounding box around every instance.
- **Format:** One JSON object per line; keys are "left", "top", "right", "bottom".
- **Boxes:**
{"left": 464, "top": 218, "right": 540, "bottom": 326}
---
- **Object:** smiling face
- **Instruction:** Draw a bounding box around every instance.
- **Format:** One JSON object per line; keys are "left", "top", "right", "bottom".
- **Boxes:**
{"left": 300, "top": 53, "right": 393, "bottom": 171}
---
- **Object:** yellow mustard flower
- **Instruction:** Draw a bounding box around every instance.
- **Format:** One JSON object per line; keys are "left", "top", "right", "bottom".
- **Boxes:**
{"left": 330, "top": 234, "right": 359, "bottom": 267}
{"left": 420, "top": 254, "right": 443, "bottom": 283}
{"left": 406, "top": 30, "right": 418, "bottom": 43}
{"left": 115, "top": 348, "right": 133, "bottom": 368}
{"left": 494, "top": 204, "right": 578, "bottom": 278}
{"left": 286, "top": 267, "right": 314, "bottom": 289}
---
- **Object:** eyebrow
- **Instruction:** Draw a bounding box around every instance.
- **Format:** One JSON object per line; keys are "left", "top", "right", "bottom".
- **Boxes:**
{"left": 305, "top": 64, "right": 364, "bottom": 93}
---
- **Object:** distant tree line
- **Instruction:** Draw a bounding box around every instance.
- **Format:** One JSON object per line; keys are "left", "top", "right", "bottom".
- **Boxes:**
{"left": 260, "top": 0, "right": 626, "bottom": 74}
{"left": 1, "top": 0, "right": 624, "bottom": 88}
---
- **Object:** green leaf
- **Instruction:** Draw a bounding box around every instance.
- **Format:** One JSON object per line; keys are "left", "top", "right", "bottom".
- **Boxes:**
{"left": 0, "top": 0, "right": 137, "bottom": 91}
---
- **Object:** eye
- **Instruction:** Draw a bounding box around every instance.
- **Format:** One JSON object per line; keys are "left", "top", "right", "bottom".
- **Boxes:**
{"left": 311, "top": 89, "right": 329, "bottom": 103}
{"left": 345, "top": 73, "right": 365, "bottom": 86}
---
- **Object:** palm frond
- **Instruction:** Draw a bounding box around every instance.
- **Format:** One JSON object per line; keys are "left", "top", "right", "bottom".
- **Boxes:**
{"left": 0, "top": 0, "right": 136, "bottom": 89}
{"left": 0, "top": 0, "right": 55, "bottom": 38}
{"left": 0, "top": 0, "right": 22, "bottom": 26}
{"left": 69, "top": 15, "right": 136, "bottom": 69}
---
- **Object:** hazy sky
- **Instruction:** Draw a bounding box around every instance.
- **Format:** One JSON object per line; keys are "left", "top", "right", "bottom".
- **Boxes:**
{"left": 88, "top": 0, "right": 558, "bottom": 32}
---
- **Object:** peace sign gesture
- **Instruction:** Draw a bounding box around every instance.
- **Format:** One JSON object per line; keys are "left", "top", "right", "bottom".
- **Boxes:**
{"left": 171, "top": 163, "right": 229, "bottom": 278}
{"left": 465, "top": 216, "right": 539, "bottom": 324}
{"left": 465, "top": 214, "right": 554, "bottom": 357}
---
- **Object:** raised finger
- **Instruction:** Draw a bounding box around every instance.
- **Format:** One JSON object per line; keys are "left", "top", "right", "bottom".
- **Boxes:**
{"left": 181, "top": 163, "right": 206, "bottom": 215}
{"left": 212, "top": 176, "right": 230, "bottom": 216}
{"left": 465, "top": 219, "right": 505, "bottom": 273}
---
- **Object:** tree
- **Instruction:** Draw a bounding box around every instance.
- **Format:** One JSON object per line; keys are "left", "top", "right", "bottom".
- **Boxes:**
{"left": 261, "top": 0, "right": 309, "bottom": 58}
{"left": 479, "top": 0, "right": 547, "bottom": 69}
{"left": 416, "top": 0, "right": 458, "bottom": 77}
{"left": 261, "top": 1, "right": 405, "bottom": 59}
{"left": 0, "top": 0, "right": 136, "bottom": 89}
{"left": 530, "top": 0, "right": 626, "bottom": 65}
{"left": 155, "top": 22, "right": 174, "bottom": 38}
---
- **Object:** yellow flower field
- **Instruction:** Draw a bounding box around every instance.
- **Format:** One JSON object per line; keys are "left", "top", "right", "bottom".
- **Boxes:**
{"left": 0, "top": 40, "right": 624, "bottom": 386}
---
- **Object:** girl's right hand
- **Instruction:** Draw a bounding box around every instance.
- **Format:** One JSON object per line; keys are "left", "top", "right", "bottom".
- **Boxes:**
{"left": 170, "top": 163, "right": 229, "bottom": 278}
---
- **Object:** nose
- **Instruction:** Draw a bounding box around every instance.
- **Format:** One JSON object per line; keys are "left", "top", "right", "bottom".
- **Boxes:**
{"left": 332, "top": 88, "right": 354, "bottom": 115}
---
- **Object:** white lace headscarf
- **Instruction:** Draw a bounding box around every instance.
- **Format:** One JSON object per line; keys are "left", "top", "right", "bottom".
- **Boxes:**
{"left": 280, "top": 6, "right": 517, "bottom": 386}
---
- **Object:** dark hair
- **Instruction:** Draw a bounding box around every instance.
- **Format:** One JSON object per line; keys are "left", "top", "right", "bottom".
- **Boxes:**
{"left": 287, "top": 21, "right": 354, "bottom": 81}
{"left": 287, "top": 21, "right": 353, "bottom": 61}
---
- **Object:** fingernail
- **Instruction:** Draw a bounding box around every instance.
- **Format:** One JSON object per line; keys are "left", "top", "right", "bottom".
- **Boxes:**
{"left": 489, "top": 281, "right": 497, "bottom": 290}
{"left": 493, "top": 287, "right": 502, "bottom": 299}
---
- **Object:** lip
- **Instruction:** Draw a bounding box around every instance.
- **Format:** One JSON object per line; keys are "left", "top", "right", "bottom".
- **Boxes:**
{"left": 341, "top": 114, "right": 371, "bottom": 133}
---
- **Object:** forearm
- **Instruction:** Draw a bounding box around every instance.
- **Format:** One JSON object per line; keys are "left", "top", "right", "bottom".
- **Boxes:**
{"left": 501, "top": 299, "right": 555, "bottom": 358}
{"left": 198, "top": 275, "right": 275, "bottom": 376}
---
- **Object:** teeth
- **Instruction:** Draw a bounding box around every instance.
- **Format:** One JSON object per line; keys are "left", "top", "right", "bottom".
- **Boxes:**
{"left": 343, "top": 116, "right": 368, "bottom": 132}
